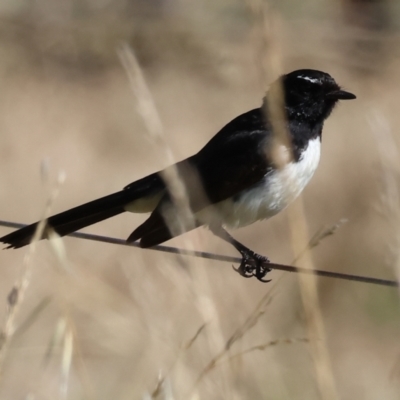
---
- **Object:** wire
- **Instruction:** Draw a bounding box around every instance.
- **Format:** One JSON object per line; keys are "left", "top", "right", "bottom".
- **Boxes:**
{"left": 0, "top": 219, "right": 397, "bottom": 288}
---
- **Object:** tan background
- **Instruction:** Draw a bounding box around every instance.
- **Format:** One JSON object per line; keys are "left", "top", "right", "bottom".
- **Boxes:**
{"left": 0, "top": 0, "right": 399, "bottom": 399}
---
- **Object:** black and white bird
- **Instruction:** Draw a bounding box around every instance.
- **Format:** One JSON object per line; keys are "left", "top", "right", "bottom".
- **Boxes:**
{"left": 0, "top": 69, "right": 356, "bottom": 281}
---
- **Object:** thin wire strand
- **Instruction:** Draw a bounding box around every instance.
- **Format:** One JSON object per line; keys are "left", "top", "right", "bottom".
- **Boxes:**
{"left": 0, "top": 220, "right": 397, "bottom": 288}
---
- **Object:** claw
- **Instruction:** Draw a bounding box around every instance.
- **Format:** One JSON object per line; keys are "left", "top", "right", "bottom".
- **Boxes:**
{"left": 255, "top": 267, "right": 272, "bottom": 282}
{"left": 256, "top": 276, "right": 272, "bottom": 283}
{"left": 233, "top": 251, "right": 272, "bottom": 282}
{"left": 232, "top": 264, "right": 253, "bottom": 278}
{"left": 232, "top": 263, "right": 254, "bottom": 278}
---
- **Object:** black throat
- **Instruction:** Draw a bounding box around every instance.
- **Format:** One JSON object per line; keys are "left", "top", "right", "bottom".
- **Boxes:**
{"left": 261, "top": 103, "right": 326, "bottom": 162}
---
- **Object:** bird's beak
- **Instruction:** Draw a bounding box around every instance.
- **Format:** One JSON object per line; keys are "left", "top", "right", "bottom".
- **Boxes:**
{"left": 326, "top": 90, "right": 356, "bottom": 100}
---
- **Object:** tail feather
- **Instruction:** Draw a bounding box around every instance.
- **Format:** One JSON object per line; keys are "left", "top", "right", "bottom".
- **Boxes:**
{"left": 127, "top": 207, "right": 200, "bottom": 248}
{"left": 0, "top": 191, "right": 129, "bottom": 249}
{"left": 127, "top": 211, "right": 170, "bottom": 246}
{"left": 140, "top": 226, "right": 176, "bottom": 248}
{"left": 1, "top": 171, "right": 167, "bottom": 249}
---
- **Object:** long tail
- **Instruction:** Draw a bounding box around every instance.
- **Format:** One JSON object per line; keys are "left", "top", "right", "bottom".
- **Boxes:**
{"left": 0, "top": 191, "right": 131, "bottom": 249}
{"left": 1, "top": 172, "right": 166, "bottom": 249}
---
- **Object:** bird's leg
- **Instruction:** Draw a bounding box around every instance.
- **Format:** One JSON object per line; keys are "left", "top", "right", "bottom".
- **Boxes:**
{"left": 210, "top": 226, "right": 271, "bottom": 282}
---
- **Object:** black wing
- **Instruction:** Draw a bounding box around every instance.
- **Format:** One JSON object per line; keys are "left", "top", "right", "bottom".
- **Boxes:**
{"left": 128, "top": 108, "right": 275, "bottom": 247}
{"left": 193, "top": 108, "right": 273, "bottom": 204}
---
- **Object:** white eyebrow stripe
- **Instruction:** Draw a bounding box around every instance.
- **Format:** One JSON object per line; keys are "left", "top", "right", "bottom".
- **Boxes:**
{"left": 298, "top": 76, "right": 321, "bottom": 84}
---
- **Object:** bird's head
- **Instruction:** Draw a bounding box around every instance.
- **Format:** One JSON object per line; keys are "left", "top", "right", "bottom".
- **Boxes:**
{"left": 265, "top": 69, "right": 356, "bottom": 125}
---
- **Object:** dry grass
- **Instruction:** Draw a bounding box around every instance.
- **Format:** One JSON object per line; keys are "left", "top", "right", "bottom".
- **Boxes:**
{"left": 0, "top": 1, "right": 400, "bottom": 399}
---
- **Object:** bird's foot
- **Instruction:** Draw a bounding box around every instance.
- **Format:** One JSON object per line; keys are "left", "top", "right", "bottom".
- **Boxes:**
{"left": 233, "top": 251, "right": 271, "bottom": 282}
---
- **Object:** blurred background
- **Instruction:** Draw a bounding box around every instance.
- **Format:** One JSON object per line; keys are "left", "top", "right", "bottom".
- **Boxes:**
{"left": 0, "top": 0, "right": 400, "bottom": 398}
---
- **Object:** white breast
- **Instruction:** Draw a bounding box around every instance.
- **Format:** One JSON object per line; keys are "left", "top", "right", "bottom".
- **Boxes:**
{"left": 208, "top": 137, "right": 321, "bottom": 229}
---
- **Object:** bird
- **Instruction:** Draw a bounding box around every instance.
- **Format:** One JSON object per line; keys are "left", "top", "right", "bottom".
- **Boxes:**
{"left": 0, "top": 69, "right": 356, "bottom": 282}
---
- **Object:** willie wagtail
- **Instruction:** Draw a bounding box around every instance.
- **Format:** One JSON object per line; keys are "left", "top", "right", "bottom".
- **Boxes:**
{"left": 0, "top": 69, "right": 356, "bottom": 282}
